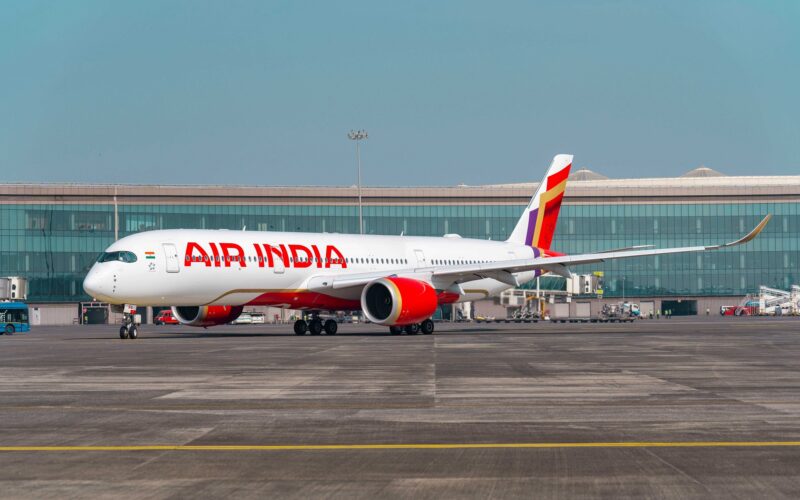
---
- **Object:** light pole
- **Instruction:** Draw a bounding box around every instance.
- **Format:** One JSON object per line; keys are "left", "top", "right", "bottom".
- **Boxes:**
{"left": 622, "top": 276, "right": 626, "bottom": 303}
{"left": 348, "top": 130, "right": 368, "bottom": 234}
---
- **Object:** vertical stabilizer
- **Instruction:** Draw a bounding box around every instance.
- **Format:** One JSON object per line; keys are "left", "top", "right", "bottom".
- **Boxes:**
{"left": 506, "top": 154, "right": 572, "bottom": 250}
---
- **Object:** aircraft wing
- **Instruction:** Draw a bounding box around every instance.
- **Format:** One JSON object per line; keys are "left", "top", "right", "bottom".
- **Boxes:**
{"left": 308, "top": 214, "right": 771, "bottom": 292}
{"left": 429, "top": 214, "right": 771, "bottom": 284}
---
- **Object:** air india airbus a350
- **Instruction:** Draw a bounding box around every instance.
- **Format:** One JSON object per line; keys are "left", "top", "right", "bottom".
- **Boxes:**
{"left": 83, "top": 154, "right": 771, "bottom": 338}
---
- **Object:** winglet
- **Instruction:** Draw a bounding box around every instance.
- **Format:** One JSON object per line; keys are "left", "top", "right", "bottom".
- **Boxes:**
{"left": 706, "top": 214, "right": 771, "bottom": 250}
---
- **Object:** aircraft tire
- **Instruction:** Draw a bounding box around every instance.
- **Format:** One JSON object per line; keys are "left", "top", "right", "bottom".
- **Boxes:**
{"left": 128, "top": 326, "right": 138, "bottom": 339}
{"left": 119, "top": 326, "right": 128, "bottom": 339}
{"left": 324, "top": 319, "right": 338, "bottom": 335}
{"left": 309, "top": 319, "right": 323, "bottom": 335}
{"left": 293, "top": 320, "right": 307, "bottom": 335}
{"left": 420, "top": 319, "right": 434, "bottom": 335}
{"left": 404, "top": 324, "right": 419, "bottom": 335}
{"left": 389, "top": 326, "right": 403, "bottom": 335}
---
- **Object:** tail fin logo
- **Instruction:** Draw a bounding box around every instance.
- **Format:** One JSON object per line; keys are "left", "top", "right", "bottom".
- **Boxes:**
{"left": 525, "top": 162, "right": 570, "bottom": 249}
{"left": 506, "top": 154, "right": 572, "bottom": 251}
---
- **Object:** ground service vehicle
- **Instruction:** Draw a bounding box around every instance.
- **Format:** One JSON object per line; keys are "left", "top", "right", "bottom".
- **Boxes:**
{"left": 154, "top": 309, "right": 179, "bottom": 325}
{"left": 0, "top": 302, "right": 30, "bottom": 334}
{"left": 249, "top": 312, "right": 266, "bottom": 324}
{"left": 83, "top": 154, "right": 771, "bottom": 338}
{"left": 720, "top": 302, "right": 759, "bottom": 316}
{"left": 230, "top": 313, "right": 253, "bottom": 325}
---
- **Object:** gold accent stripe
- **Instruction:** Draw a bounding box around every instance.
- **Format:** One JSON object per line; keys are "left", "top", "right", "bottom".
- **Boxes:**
{"left": 2, "top": 442, "right": 800, "bottom": 452}
{"left": 531, "top": 178, "right": 568, "bottom": 246}
{"left": 385, "top": 278, "right": 403, "bottom": 324}
{"left": 203, "top": 288, "right": 304, "bottom": 305}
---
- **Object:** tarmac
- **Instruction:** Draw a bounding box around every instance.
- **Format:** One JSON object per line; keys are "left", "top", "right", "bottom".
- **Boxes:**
{"left": 1, "top": 317, "right": 800, "bottom": 498}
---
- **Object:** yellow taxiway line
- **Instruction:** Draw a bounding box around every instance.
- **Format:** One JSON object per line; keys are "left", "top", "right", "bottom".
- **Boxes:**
{"left": 2, "top": 442, "right": 800, "bottom": 452}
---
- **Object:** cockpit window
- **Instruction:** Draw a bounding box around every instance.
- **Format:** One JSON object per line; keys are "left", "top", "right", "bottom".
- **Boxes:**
{"left": 96, "top": 251, "right": 138, "bottom": 263}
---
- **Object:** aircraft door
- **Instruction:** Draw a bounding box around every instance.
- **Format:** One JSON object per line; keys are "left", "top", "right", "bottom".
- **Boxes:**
{"left": 414, "top": 249, "right": 426, "bottom": 267}
{"left": 163, "top": 243, "right": 180, "bottom": 273}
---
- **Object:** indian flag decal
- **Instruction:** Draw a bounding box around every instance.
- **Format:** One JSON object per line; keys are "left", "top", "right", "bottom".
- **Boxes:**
{"left": 144, "top": 251, "right": 156, "bottom": 260}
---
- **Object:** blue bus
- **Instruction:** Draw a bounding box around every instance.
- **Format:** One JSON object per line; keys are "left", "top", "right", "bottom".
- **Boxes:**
{"left": 0, "top": 302, "right": 30, "bottom": 334}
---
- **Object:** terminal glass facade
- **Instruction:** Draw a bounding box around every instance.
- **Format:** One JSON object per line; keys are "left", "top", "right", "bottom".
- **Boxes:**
{"left": 1, "top": 201, "right": 797, "bottom": 302}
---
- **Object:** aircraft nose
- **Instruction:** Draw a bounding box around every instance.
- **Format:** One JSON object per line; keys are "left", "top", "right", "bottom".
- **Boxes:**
{"left": 83, "top": 266, "right": 110, "bottom": 300}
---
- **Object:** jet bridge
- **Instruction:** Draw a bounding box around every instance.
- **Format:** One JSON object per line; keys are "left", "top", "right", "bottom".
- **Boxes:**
{"left": 758, "top": 285, "right": 800, "bottom": 315}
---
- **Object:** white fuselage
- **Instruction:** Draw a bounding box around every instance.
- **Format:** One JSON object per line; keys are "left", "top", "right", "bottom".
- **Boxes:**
{"left": 83, "top": 229, "right": 540, "bottom": 309}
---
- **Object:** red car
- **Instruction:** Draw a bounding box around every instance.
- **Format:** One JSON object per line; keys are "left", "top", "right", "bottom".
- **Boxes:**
{"left": 154, "top": 309, "right": 179, "bottom": 325}
{"left": 720, "top": 305, "right": 757, "bottom": 316}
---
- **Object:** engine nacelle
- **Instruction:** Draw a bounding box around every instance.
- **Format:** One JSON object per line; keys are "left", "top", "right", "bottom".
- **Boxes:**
{"left": 360, "top": 277, "right": 438, "bottom": 326}
{"left": 171, "top": 305, "right": 244, "bottom": 327}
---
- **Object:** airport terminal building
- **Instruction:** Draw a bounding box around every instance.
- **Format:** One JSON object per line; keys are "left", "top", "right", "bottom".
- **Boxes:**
{"left": 1, "top": 167, "right": 798, "bottom": 323}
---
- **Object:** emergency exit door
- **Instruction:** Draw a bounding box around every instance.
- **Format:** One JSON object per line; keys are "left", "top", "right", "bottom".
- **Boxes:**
{"left": 163, "top": 243, "right": 180, "bottom": 273}
{"left": 414, "top": 249, "right": 426, "bottom": 267}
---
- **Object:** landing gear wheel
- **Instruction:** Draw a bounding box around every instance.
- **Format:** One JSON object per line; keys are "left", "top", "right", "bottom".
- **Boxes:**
{"left": 5, "top": 324, "right": 14, "bottom": 335}
{"left": 389, "top": 326, "right": 403, "bottom": 335}
{"left": 324, "top": 320, "right": 338, "bottom": 335}
{"left": 293, "top": 320, "right": 307, "bottom": 335}
{"left": 309, "top": 319, "right": 323, "bottom": 335}
{"left": 128, "top": 326, "right": 138, "bottom": 339}
{"left": 420, "top": 319, "right": 434, "bottom": 335}
{"left": 404, "top": 324, "right": 419, "bottom": 335}
{"left": 119, "top": 326, "right": 129, "bottom": 339}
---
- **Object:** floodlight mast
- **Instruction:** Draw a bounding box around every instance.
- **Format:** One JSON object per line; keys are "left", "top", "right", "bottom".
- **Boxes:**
{"left": 347, "top": 130, "right": 368, "bottom": 234}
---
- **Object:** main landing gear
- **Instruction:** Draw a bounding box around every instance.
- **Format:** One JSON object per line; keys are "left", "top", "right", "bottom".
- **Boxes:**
{"left": 294, "top": 318, "right": 338, "bottom": 336}
{"left": 293, "top": 316, "right": 434, "bottom": 336}
{"left": 389, "top": 319, "right": 434, "bottom": 335}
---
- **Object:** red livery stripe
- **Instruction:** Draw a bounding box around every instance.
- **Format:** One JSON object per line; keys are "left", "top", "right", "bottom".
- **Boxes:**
{"left": 546, "top": 164, "right": 571, "bottom": 190}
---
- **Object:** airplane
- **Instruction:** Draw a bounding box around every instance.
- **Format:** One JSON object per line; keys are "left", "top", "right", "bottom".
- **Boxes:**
{"left": 83, "top": 154, "right": 771, "bottom": 339}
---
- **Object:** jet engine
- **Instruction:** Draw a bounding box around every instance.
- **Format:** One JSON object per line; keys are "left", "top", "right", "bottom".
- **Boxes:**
{"left": 360, "top": 277, "right": 438, "bottom": 326}
{"left": 171, "top": 305, "right": 244, "bottom": 327}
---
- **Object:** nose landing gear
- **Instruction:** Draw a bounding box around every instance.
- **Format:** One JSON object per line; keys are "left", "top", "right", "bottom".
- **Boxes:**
{"left": 119, "top": 322, "right": 138, "bottom": 339}
{"left": 118, "top": 305, "right": 140, "bottom": 340}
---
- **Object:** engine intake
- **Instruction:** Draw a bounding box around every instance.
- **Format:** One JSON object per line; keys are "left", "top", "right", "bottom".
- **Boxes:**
{"left": 360, "top": 277, "right": 437, "bottom": 326}
{"left": 171, "top": 305, "right": 244, "bottom": 327}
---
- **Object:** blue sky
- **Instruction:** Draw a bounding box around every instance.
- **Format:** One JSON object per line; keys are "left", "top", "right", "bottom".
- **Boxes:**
{"left": 1, "top": 1, "right": 798, "bottom": 186}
